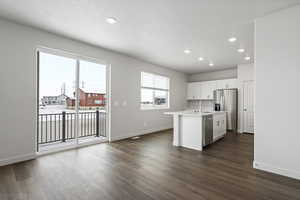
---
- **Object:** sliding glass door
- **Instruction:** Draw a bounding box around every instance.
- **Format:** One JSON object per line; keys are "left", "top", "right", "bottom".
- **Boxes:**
{"left": 78, "top": 60, "right": 107, "bottom": 144}
{"left": 37, "top": 49, "right": 108, "bottom": 152}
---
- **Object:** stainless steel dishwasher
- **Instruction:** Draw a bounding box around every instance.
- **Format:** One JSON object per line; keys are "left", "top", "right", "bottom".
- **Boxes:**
{"left": 202, "top": 114, "right": 213, "bottom": 147}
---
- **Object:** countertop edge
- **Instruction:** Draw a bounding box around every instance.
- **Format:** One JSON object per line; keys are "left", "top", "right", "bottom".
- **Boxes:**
{"left": 165, "top": 111, "right": 226, "bottom": 117}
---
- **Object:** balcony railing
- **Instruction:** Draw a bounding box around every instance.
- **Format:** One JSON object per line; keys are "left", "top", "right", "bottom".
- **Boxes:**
{"left": 38, "top": 110, "right": 106, "bottom": 147}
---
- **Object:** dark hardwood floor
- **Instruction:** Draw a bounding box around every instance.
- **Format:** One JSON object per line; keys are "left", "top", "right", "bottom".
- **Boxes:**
{"left": 1, "top": 130, "right": 300, "bottom": 200}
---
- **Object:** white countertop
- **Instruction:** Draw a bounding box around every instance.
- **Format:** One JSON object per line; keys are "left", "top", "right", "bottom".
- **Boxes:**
{"left": 165, "top": 110, "right": 226, "bottom": 117}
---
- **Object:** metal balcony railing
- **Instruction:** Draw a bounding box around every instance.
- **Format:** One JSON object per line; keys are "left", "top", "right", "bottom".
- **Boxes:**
{"left": 38, "top": 110, "right": 106, "bottom": 146}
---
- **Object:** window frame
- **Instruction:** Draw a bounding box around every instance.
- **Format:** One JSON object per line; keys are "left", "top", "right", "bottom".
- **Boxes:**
{"left": 140, "top": 71, "right": 170, "bottom": 110}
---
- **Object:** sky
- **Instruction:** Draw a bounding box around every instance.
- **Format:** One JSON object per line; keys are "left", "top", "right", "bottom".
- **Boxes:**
{"left": 39, "top": 52, "right": 106, "bottom": 99}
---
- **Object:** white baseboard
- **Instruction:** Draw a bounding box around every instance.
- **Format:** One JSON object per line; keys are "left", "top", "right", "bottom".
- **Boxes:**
{"left": 253, "top": 161, "right": 300, "bottom": 180}
{"left": 0, "top": 153, "right": 36, "bottom": 167}
{"left": 111, "top": 126, "right": 172, "bottom": 142}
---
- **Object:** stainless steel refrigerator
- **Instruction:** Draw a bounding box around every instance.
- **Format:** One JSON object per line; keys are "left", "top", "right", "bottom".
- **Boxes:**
{"left": 213, "top": 89, "right": 238, "bottom": 131}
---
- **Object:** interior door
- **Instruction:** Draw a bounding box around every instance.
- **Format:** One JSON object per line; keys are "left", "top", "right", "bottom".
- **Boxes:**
{"left": 243, "top": 81, "right": 254, "bottom": 133}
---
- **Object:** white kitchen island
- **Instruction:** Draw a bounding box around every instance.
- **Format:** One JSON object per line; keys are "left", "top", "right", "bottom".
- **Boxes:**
{"left": 165, "top": 111, "right": 227, "bottom": 151}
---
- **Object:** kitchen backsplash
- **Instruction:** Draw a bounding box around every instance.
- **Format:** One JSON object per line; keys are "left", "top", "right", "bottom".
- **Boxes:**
{"left": 187, "top": 100, "right": 214, "bottom": 112}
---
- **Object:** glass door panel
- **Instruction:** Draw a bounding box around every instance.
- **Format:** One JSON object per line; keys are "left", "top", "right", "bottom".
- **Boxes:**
{"left": 38, "top": 52, "right": 77, "bottom": 151}
{"left": 78, "top": 60, "right": 107, "bottom": 144}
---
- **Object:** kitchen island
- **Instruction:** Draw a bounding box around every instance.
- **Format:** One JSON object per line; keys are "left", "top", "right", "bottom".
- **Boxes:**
{"left": 165, "top": 111, "right": 226, "bottom": 151}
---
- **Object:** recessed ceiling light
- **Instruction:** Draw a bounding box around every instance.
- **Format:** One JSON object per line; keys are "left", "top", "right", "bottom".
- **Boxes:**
{"left": 237, "top": 48, "right": 245, "bottom": 53}
{"left": 228, "top": 37, "right": 237, "bottom": 42}
{"left": 198, "top": 57, "right": 204, "bottom": 61}
{"left": 106, "top": 17, "right": 117, "bottom": 24}
{"left": 209, "top": 63, "right": 214, "bottom": 67}
{"left": 244, "top": 56, "right": 251, "bottom": 60}
{"left": 184, "top": 49, "right": 191, "bottom": 54}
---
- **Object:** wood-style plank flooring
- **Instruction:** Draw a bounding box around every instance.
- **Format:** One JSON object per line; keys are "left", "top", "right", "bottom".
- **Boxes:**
{"left": 1, "top": 130, "right": 300, "bottom": 200}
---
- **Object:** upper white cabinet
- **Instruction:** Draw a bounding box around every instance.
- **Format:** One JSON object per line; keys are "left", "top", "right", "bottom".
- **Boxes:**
{"left": 187, "top": 78, "right": 237, "bottom": 100}
{"left": 187, "top": 81, "right": 216, "bottom": 100}
{"left": 216, "top": 79, "right": 237, "bottom": 89}
{"left": 187, "top": 82, "right": 202, "bottom": 100}
{"left": 199, "top": 81, "right": 216, "bottom": 100}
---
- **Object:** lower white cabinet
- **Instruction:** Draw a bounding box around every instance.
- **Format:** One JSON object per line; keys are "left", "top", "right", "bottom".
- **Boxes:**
{"left": 213, "top": 113, "right": 226, "bottom": 141}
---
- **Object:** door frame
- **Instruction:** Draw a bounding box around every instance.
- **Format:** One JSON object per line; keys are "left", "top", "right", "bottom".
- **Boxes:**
{"left": 242, "top": 80, "right": 254, "bottom": 134}
{"left": 35, "top": 46, "right": 111, "bottom": 154}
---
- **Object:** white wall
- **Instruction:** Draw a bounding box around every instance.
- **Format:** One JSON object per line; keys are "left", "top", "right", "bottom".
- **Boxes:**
{"left": 188, "top": 68, "right": 237, "bottom": 82}
{"left": 255, "top": 5, "right": 300, "bottom": 179}
{"left": 237, "top": 63, "right": 254, "bottom": 132}
{"left": 0, "top": 18, "right": 187, "bottom": 165}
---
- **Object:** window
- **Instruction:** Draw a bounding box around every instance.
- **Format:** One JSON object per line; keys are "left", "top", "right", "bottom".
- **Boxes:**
{"left": 141, "top": 72, "right": 170, "bottom": 110}
{"left": 94, "top": 100, "right": 102, "bottom": 104}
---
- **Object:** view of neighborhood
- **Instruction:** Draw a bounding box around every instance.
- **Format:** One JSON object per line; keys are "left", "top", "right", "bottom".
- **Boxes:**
{"left": 40, "top": 83, "right": 106, "bottom": 114}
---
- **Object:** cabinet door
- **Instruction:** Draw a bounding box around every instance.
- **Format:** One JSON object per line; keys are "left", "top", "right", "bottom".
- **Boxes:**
{"left": 187, "top": 82, "right": 201, "bottom": 100}
{"left": 200, "top": 81, "right": 216, "bottom": 99}
{"left": 199, "top": 82, "right": 208, "bottom": 99}
{"left": 187, "top": 83, "right": 194, "bottom": 99}
{"left": 213, "top": 117, "right": 218, "bottom": 140}
{"left": 213, "top": 115, "right": 221, "bottom": 139}
{"left": 220, "top": 114, "right": 226, "bottom": 134}
{"left": 208, "top": 81, "right": 217, "bottom": 99}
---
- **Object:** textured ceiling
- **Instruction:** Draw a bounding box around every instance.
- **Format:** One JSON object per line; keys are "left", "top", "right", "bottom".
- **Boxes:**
{"left": 0, "top": 0, "right": 299, "bottom": 73}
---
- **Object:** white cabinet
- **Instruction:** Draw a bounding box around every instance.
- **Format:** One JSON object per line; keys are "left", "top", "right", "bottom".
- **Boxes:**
{"left": 200, "top": 81, "right": 216, "bottom": 100}
{"left": 187, "top": 82, "right": 202, "bottom": 100}
{"left": 187, "top": 79, "right": 237, "bottom": 100}
{"left": 213, "top": 113, "right": 226, "bottom": 141}
{"left": 216, "top": 79, "right": 237, "bottom": 89}
{"left": 187, "top": 81, "right": 216, "bottom": 100}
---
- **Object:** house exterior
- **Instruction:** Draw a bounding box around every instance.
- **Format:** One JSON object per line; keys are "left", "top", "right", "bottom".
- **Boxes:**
{"left": 67, "top": 88, "right": 106, "bottom": 108}
{"left": 41, "top": 94, "right": 69, "bottom": 106}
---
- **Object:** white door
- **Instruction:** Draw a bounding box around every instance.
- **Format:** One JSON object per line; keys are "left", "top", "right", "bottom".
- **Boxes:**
{"left": 243, "top": 81, "right": 254, "bottom": 133}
